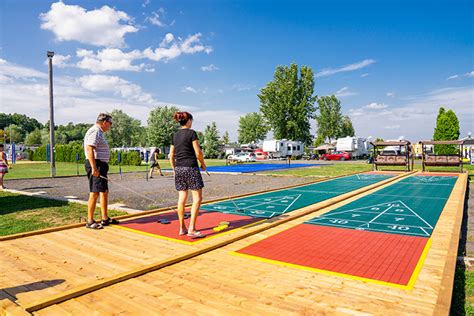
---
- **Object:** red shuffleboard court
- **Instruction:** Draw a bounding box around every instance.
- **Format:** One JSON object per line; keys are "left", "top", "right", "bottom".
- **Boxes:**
{"left": 115, "top": 210, "right": 264, "bottom": 244}
{"left": 235, "top": 224, "right": 430, "bottom": 288}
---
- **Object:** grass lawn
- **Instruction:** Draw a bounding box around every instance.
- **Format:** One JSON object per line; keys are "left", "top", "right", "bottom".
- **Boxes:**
{"left": 272, "top": 161, "right": 474, "bottom": 181}
{"left": 0, "top": 191, "right": 127, "bottom": 236}
{"left": 451, "top": 263, "right": 474, "bottom": 315}
{"left": 4, "top": 159, "right": 227, "bottom": 180}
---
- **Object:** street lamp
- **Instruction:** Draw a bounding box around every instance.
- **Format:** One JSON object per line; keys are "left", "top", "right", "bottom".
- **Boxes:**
{"left": 47, "top": 51, "right": 56, "bottom": 177}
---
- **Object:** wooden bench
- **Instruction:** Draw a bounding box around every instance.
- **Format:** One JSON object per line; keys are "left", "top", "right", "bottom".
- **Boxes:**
{"left": 370, "top": 140, "right": 412, "bottom": 172}
{"left": 420, "top": 140, "right": 464, "bottom": 172}
{"left": 424, "top": 155, "right": 460, "bottom": 167}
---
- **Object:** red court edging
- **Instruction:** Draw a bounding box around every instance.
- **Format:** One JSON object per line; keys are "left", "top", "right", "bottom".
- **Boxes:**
{"left": 236, "top": 224, "right": 428, "bottom": 286}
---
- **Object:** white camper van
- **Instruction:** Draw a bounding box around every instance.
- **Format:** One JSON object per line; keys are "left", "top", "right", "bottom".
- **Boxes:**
{"left": 262, "top": 140, "right": 304, "bottom": 158}
{"left": 336, "top": 137, "right": 369, "bottom": 159}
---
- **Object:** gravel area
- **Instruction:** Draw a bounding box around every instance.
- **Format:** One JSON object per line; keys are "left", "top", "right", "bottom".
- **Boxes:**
{"left": 5, "top": 172, "right": 312, "bottom": 211}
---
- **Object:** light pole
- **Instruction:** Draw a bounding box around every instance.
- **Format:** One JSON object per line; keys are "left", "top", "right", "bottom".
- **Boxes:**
{"left": 47, "top": 51, "right": 56, "bottom": 177}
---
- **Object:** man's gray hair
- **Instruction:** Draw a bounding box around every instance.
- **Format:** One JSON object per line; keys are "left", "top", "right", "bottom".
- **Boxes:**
{"left": 96, "top": 113, "right": 112, "bottom": 123}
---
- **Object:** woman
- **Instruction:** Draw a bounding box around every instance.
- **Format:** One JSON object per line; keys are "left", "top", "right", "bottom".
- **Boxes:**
{"left": 169, "top": 111, "right": 206, "bottom": 238}
{"left": 148, "top": 148, "right": 164, "bottom": 178}
{"left": 0, "top": 144, "right": 9, "bottom": 189}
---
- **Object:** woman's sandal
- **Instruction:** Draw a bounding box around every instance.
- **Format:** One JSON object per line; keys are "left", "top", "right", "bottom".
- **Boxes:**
{"left": 100, "top": 217, "right": 119, "bottom": 226}
{"left": 187, "top": 231, "right": 205, "bottom": 238}
{"left": 86, "top": 221, "right": 103, "bottom": 230}
{"left": 179, "top": 229, "right": 188, "bottom": 236}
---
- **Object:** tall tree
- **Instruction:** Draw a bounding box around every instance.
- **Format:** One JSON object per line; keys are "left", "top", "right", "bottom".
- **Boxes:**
{"left": 238, "top": 112, "right": 268, "bottom": 144}
{"left": 147, "top": 105, "right": 180, "bottom": 148}
{"left": 433, "top": 107, "right": 460, "bottom": 154}
{"left": 258, "top": 63, "right": 317, "bottom": 145}
{"left": 315, "top": 95, "right": 343, "bottom": 142}
{"left": 6, "top": 124, "right": 25, "bottom": 143}
{"left": 339, "top": 115, "right": 355, "bottom": 137}
{"left": 221, "top": 131, "right": 230, "bottom": 145}
{"left": 202, "top": 122, "right": 220, "bottom": 158}
{"left": 25, "top": 128, "right": 42, "bottom": 146}
{"left": 106, "top": 109, "right": 143, "bottom": 147}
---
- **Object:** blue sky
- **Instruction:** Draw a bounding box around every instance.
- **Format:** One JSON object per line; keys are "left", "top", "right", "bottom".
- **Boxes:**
{"left": 0, "top": 0, "right": 472, "bottom": 142}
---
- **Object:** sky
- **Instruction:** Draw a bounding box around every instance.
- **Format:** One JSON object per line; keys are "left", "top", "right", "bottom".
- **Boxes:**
{"left": 0, "top": 0, "right": 473, "bottom": 142}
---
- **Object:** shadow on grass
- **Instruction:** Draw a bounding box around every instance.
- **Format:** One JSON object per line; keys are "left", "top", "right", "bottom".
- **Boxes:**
{"left": 0, "top": 195, "right": 68, "bottom": 215}
{"left": 0, "top": 279, "right": 65, "bottom": 302}
{"left": 451, "top": 183, "right": 470, "bottom": 315}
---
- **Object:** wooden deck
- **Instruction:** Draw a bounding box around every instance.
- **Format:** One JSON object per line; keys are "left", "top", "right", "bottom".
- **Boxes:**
{"left": 0, "top": 172, "right": 467, "bottom": 315}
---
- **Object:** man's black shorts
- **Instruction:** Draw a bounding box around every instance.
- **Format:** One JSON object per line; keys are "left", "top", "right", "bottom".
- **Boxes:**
{"left": 85, "top": 159, "right": 109, "bottom": 192}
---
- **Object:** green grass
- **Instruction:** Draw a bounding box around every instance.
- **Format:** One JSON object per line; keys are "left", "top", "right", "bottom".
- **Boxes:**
{"left": 270, "top": 161, "right": 474, "bottom": 181}
{"left": 451, "top": 263, "right": 474, "bottom": 315}
{"left": 4, "top": 159, "right": 227, "bottom": 180}
{"left": 268, "top": 162, "right": 373, "bottom": 177}
{"left": 0, "top": 191, "right": 127, "bottom": 236}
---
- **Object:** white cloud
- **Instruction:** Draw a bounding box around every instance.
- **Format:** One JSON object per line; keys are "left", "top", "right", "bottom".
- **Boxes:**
{"left": 182, "top": 86, "right": 197, "bottom": 93}
{"left": 347, "top": 86, "right": 473, "bottom": 140}
{"left": 316, "top": 59, "right": 376, "bottom": 77}
{"left": 78, "top": 75, "right": 155, "bottom": 104}
{"left": 386, "top": 92, "right": 396, "bottom": 98}
{"left": 360, "top": 73, "right": 369, "bottom": 78}
{"left": 143, "top": 33, "right": 212, "bottom": 62}
{"left": 0, "top": 59, "right": 248, "bottom": 140}
{"left": 142, "top": 0, "right": 150, "bottom": 8}
{"left": 0, "top": 58, "right": 47, "bottom": 80}
{"left": 335, "top": 86, "right": 358, "bottom": 98}
{"left": 146, "top": 9, "right": 166, "bottom": 27}
{"left": 39, "top": 2, "right": 138, "bottom": 47}
{"left": 363, "top": 102, "right": 388, "bottom": 110}
{"left": 201, "top": 64, "right": 219, "bottom": 72}
{"left": 76, "top": 48, "right": 146, "bottom": 73}
{"left": 446, "top": 71, "right": 474, "bottom": 80}
{"left": 43, "top": 54, "right": 72, "bottom": 68}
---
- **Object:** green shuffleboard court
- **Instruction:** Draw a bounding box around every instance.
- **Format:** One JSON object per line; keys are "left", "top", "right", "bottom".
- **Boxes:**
{"left": 200, "top": 173, "right": 393, "bottom": 218}
{"left": 306, "top": 175, "right": 458, "bottom": 237}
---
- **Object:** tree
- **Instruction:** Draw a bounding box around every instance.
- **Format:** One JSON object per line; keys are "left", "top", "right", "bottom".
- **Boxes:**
{"left": 25, "top": 128, "right": 42, "bottom": 145}
{"left": 258, "top": 63, "right": 317, "bottom": 145}
{"left": 107, "top": 109, "right": 143, "bottom": 147}
{"left": 147, "top": 105, "right": 180, "bottom": 148}
{"left": 315, "top": 95, "right": 343, "bottom": 143}
{"left": 202, "top": 122, "right": 220, "bottom": 158}
{"left": 237, "top": 112, "right": 269, "bottom": 144}
{"left": 433, "top": 107, "right": 460, "bottom": 154}
{"left": 339, "top": 115, "right": 355, "bottom": 137}
{"left": 221, "top": 131, "right": 230, "bottom": 145}
{"left": 6, "top": 124, "right": 25, "bottom": 143}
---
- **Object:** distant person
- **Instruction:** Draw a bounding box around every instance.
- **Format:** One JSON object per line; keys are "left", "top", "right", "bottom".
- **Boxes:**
{"left": 149, "top": 148, "right": 164, "bottom": 178}
{"left": 0, "top": 144, "right": 9, "bottom": 189}
{"left": 169, "top": 111, "right": 206, "bottom": 238}
{"left": 83, "top": 113, "right": 118, "bottom": 229}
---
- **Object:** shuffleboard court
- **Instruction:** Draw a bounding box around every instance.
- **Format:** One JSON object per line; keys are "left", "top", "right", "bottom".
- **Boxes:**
{"left": 235, "top": 174, "right": 458, "bottom": 288}
{"left": 205, "top": 162, "right": 319, "bottom": 173}
{"left": 200, "top": 173, "right": 394, "bottom": 218}
{"left": 306, "top": 174, "right": 458, "bottom": 236}
{"left": 116, "top": 173, "right": 394, "bottom": 243}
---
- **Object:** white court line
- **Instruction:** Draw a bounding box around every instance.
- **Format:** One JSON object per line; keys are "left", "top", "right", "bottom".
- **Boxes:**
{"left": 394, "top": 201, "right": 433, "bottom": 229}
{"left": 316, "top": 200, "right": 403, "bottom": 217}
{"left": 311, "top": 217, "right": 432, "bottom": 229}
{"left": 307, "top": 222, "right": 430, "bottom": 237}
{"left": 396, "top": 182, "right": 452, "bottom": 186}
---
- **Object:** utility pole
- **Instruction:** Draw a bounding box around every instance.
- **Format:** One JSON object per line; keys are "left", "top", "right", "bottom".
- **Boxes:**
{"left": 47, "top": 51, "right": 56, "bottom": 177}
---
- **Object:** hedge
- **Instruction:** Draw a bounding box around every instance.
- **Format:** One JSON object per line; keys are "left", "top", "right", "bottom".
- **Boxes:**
{"left": 30, "top": 144, "right": 142, "bottom": 166}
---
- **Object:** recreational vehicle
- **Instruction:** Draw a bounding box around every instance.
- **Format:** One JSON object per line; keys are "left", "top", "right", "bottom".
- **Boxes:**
{"left": 335, "top": 137, "right": 369, "bottom": 159}
{"left": 262, "top": 140, "right": 304, "bottom": 158}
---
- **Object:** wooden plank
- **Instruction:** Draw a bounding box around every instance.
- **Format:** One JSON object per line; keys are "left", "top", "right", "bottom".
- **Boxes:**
{"left": 22, "top": 172, "right": 410, "bottom": 313}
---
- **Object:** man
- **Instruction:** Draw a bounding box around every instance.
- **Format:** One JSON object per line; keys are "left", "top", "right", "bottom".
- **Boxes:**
{"left": 83, "top": 113, "right": 118, "bottom": 229}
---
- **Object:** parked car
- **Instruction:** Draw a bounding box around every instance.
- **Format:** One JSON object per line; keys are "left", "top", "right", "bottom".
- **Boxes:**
{"left": 253, "top": 149, "right": 269, "bottom": 160}
{"left": 320, "top": 151, "right": 351, "bottom": 161}
{"left": 228, "top": 152, "right": 256, "bottom": 162}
